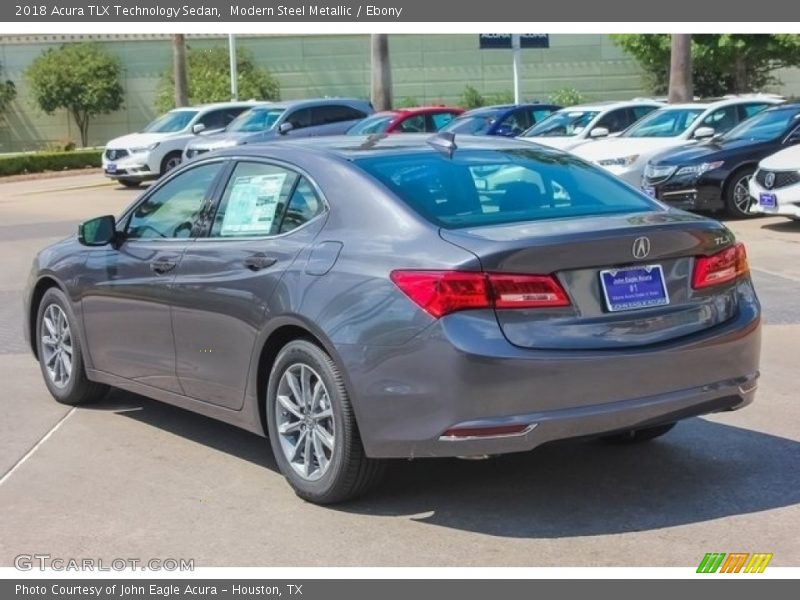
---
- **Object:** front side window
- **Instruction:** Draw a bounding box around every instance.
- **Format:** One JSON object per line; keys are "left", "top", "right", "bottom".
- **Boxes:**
{"left": 355, "top": 150, "right": 656, "bottom": 229}
{"left": 227, "top": 108, "right": 286, "bottom": 133}
{"left": 722, "top": 108, "right": 800, "bottom": 143}
{"left": 430, "top": 112, "right": 457, "bottom": 131}
{"left": 347, "top": 114, "right": 396, "bottom": 135}
{"left": 700, "top": 106, "right": 738, "bottom": 134}
{"left": 397, "top": 115, "right": 426, "bottom": 133}
{"left": 496, "top": 110, "right": 531, "bottom": 136}
{"left": 595, "top": 108, "right": 630, "bottom": 134}
{"left": 126, "top": 162, "right": 223, "bottom": 240}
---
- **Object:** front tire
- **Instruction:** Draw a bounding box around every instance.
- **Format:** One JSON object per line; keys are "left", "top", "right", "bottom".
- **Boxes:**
{"left": 601, "top": 422, "right": 677, "bottom": 444}
{"left": 36, "top": 288, "right": 109, "bottom": 405}
{"left": 266, "top": 339, "right": 385, "bottom": 504}
{"left": 159, "top": 152, "right": 182, "bottom": 176}
{"left": 723, "top": 167, "right": 757, "bottom": 218}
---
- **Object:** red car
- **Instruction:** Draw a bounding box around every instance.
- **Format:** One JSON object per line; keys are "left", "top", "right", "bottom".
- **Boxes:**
{"left": 347, "top": 106, "right": 464, "bottom": 135}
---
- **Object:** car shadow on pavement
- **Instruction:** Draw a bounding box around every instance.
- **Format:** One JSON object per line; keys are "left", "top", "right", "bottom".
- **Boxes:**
{"left": 761, "top": 219, "right": 800, "bottom": 232}
{"left": 98, "top": 388, "right": 800, "bottom": 539}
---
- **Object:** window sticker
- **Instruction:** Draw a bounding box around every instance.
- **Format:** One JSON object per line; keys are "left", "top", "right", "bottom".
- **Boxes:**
{"left": 220, "top": 173, "right": 287, "bottom": 235}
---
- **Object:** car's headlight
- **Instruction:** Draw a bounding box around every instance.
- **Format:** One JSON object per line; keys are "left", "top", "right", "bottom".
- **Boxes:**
{"left": 597, "top": 154, "right": 639, "bottom": 168}
{"left": 675, "top": 161, "right": 725, "bottom": 177}
{"left": 129, "top": 142, "right": 159, "bottom": 153}
{"left": 644, "top": 164, "right": 677, "bottom": 180}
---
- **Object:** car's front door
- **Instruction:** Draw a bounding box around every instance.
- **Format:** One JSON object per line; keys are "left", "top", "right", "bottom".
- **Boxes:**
{"left": 80, "top": 161, "right": 226, "bottom": 393}
{"left": 170, "top": 160, "right": 327, "bottom": 409}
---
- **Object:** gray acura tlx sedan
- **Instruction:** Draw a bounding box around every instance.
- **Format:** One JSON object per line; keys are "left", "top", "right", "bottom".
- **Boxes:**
{"left": 24, "top": 134, "right": 761, "bottom": 504}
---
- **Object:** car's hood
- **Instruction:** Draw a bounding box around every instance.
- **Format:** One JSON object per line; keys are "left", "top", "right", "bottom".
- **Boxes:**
{"left": 188, "top": 130, "right": 277, "bottom": 149}
{"left": 651, "top": 138, "right": 771, "bottom": 166}
{"left": 574, "top": 137, "right": 689, "bottom": 161}
{"left": 105, "top": 132, "right": 178, "bottom": 149}
{"left": 759, "top": 145, "right": 800, "bottom": 170}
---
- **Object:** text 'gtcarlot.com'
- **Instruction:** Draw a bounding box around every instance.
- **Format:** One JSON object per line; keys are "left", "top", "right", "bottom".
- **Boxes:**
{"left": 14, "top": 554, "right": 193, "bottom": 571}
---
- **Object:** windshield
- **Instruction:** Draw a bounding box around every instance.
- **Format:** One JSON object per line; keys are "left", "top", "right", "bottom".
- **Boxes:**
{"left": 355, "top": 149, "right": 656, "bottom": 229}
{"left": 521, "top": 110, "right": 600, "bottom": 138}
{"left": 347, "top": 114, "right": 397, "bottom": 135}
{"left": 143, "top": 110, "right": 199, "bottom": 133}
{"left": 226, "top": 108, "right": 285, "bottom": 133}
{"left": 722, "top": 108, "right": 800, "bottom": 142}
{"left": 440, "top": 112, "right": 500, "bottom": 135}
{"left": 624, "top": 108, "right": 703, "bottom": 138}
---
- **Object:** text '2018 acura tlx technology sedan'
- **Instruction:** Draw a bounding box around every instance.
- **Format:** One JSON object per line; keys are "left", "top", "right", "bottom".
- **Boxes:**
{"left": 25, "top": 134, "right": 761, "bottom": 504}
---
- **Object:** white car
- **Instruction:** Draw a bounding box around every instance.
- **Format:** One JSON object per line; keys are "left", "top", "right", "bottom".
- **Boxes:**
{"left": 750, "top": 145, "right": 800, "bottom": 220}
{"left": 517, "top": 100, "right": 664, "bottom": 151}
{"left": 573, "top": 96, "right": 784, "bottom": 187}
{"left": 102, "top": 101, "right": 261, "bottom": 187}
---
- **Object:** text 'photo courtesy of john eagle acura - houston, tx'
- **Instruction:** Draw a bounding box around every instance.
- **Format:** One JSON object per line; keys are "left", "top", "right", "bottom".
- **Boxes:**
{"left": 25, "top": 133, "right": 761, "bottom": 504}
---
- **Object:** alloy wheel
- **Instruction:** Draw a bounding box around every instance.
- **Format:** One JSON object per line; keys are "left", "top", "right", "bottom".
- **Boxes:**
{"left": 41, "top": 304, "right": 73, "bottom": 388}
{"left": 275, "top": 363, "right": 335, "bottom": 481}
{"left": 732, "top": 174, "right": 754, "bottom": 215}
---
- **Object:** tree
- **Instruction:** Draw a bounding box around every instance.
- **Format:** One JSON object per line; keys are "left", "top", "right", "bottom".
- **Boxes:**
{"left": 26, "top": 43, "right": 123, "bottom": 147}
{"left": 172, "top": 35, "right": 188, "bottom": 107}
{"left": 668, "top": 34, "right": 693, "bottom": 103}
{"left": 370, "top": 34, "right": 392, "bottom": 111}
{"left": 155, "top": 45, "right": 280, "bottom": 112}
{"left": 0, "top": 63, "right": 16, "bottom": 118}
{"left": 612, "top": 34, "right": 800, "bottom": 97}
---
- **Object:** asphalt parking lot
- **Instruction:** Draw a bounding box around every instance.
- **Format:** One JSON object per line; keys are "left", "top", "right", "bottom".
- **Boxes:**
{"left": 0, "top": 172, "right": 798, "bottom": 567}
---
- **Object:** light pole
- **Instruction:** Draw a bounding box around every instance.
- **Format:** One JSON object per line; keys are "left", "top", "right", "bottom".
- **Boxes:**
{"left": 229, "top": 34, "right": 238, "bottom": 101}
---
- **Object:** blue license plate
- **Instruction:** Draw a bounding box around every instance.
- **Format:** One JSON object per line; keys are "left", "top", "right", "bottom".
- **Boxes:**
{"left": 642, "top": 185, "right": 656, "bottom": 198}
{"left": 600, "top": 265, "right": 669, "bottom": 312}
{"left": 106, "top": 163, "right": 117, "bottom": 174}
{"left": 759, "top": 193, "right": 776, "bottom": 208}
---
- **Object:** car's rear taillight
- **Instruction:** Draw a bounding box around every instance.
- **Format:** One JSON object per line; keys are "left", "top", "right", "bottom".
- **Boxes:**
{"left": 692, "top": 242, "right": 749, "bottom": 289}
{"left": 390, "top": 270, "right": 570, "bottom": 318}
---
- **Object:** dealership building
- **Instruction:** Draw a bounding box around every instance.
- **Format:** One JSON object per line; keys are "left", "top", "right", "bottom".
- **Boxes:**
{"left": 1, "top": 33, "right": 799, "bottom": 151}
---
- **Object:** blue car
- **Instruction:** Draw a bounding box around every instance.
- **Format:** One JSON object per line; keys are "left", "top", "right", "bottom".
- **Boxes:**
{"left": 440, "top": 103, "right": 561, "bottom": 137}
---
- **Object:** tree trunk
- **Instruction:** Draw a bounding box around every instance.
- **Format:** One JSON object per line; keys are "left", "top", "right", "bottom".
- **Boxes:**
{"left": 668, "top": 34, "right": 693, "bottom": 103}
{"left": 71, "top": 109, "right": 89, "bottom": 147}
{"left": 173, "top": 34, "right": 188, "bottom": 107}
{"left": 733, "top": 54, "right": 748, "bottom": 93}
{"left": 370, "top": 34, "right": 392, "bottom": 111}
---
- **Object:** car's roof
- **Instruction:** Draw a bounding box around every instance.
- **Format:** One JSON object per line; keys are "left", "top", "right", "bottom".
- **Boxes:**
{"left": 266, "top": 97, "right": 372, "bottom": 110}
{"left": 556, "top": 99, "right": 664, "bottom": 112}
{"left": 218, "top": 133, "right": 558, "bottom": 161}
{"left": 172, "top": 101, "right": 264, "bottom": 112}
{"left": 462, "top": 103, "right": 559, "bottom": 115}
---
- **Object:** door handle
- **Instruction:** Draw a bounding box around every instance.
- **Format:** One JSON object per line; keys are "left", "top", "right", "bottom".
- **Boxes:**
{"left": 150, "top": 259, "right": 177, "bottom": 274}
{"left": 244, "top": 254, "right": 277, "bottom": 271}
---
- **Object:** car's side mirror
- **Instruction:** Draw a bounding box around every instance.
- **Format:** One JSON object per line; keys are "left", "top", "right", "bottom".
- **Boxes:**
{"left": 589, "top": 127, "right": 610, "bottom": 139}
{"left": 278, "top": 122, "right": 294, "bottom": 135}
{"left": 191, "top": 123, "right": 206, "bottom": 135}
{"left": 693, "top": 126, "right": 715, "bottom": 139}
{"left": 78, "top": 215, "right": 117, "bottom": 247}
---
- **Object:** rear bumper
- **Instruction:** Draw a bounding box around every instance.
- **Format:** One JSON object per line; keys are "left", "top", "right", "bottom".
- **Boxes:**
{"left": 339, "top": 279, "right": 761, "bottom": 459}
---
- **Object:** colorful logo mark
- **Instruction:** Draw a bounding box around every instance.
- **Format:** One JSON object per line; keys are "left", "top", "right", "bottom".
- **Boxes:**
{"left": 697, "top": 553, "right": 773, "bottom": 573}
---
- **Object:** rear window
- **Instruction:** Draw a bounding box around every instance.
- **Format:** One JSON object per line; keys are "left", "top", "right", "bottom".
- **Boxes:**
{"left": 354, "top": 149, "right": 657, "bottom": 229}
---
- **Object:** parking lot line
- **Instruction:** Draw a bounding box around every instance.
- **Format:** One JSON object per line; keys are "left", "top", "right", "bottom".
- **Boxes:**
{"left": 0, "top": 407, "right": 75, "bottom": 487}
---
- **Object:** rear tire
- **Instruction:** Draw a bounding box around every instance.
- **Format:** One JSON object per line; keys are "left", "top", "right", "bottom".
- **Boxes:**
{"left": 266, "top": 339, "right": 385, "bottom": 504}
{"left": 601, "top": 422, "right": 676, "bottom": 444}
{"left": 723, "top": 167, "right": 757, "bottom": 219}
{"left": 36, "top": 287, "right": 109, "bottom": 406}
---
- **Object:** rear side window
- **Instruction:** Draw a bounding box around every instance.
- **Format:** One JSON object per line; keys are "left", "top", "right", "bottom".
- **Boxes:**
{"left": 355, "top": 150, "right": 656, "bottom": 229}
{"left": 210, "top": 162, "right": 299, "bottom": 237}
{"left": 279, "top": 178, "right": 325, "bottom": 233}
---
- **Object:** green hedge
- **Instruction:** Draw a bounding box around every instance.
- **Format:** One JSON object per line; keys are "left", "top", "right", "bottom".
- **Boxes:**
{"left": 0, "top": 150, "right": 102, "bottom": 177}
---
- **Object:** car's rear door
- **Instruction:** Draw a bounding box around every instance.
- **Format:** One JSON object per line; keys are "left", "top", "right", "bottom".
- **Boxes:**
{"left": 79, "top": 160, "right": 226, "bottom": 392}
{"left": 170, "top": 160, "right": 327, "bottom": 409}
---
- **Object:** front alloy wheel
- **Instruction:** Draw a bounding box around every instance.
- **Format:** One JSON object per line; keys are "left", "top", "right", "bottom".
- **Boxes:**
{"left": 40, "top": 304, "right": 73, "bottom": 388}
{"left": 725, "top": 169, "right": 757, "bottom": 218}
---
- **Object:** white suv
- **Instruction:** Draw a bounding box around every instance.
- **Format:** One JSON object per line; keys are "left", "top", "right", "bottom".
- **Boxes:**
{"left": 574, "top": 96, "right": 783, "bottom": 187}
{"left": 517, "top": 100, "right": 664, "bottom": 151}
{"left": 750, "top": 145, "right": 800, "bottom": 220}
{"left": 102, "top": 101, "right": 261, "bottom": 187}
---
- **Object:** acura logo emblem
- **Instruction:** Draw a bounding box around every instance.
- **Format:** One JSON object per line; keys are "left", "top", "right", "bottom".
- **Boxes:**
{"left": 632, "top": 236, "right": 651, "bottom": 259}
{"left": 765, "top": 172, "right": 775, "bottom": 189}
